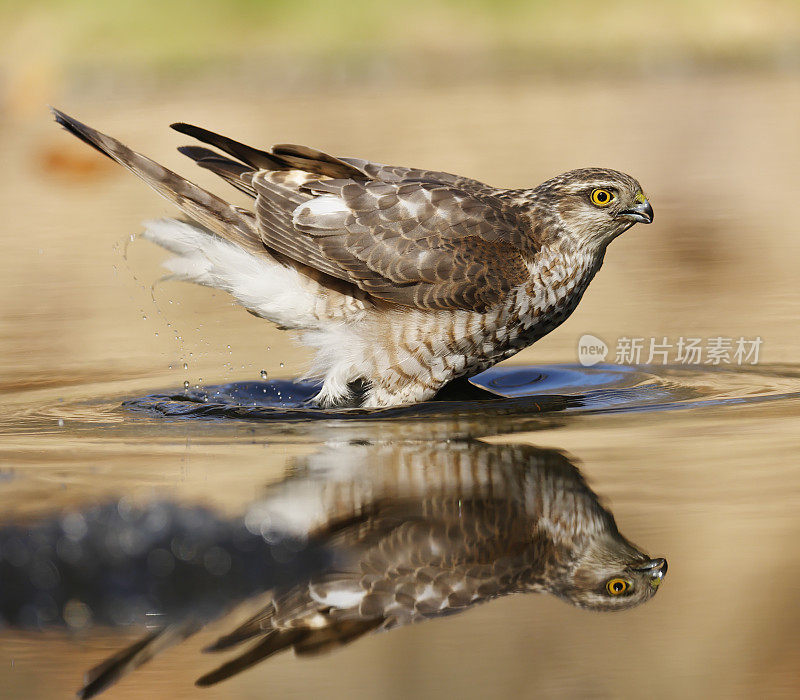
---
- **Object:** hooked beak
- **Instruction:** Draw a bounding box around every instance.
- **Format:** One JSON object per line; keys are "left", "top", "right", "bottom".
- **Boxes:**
{"left": 633, "top": 557, "right": 668, "bottom": 588}
{"left": 618, "top": 199, "right": 654, "bottom": 224}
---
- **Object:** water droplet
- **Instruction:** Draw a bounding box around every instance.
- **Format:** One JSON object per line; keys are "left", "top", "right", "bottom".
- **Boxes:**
{"left": 57, "top": 418, "right": 64, "bottom": 427}
{"left": 154, "top": 332, "right": 159, "bottom": 337}
{"left": 226, "top": 345, "right": 231, "bottom": 350}
{"left": 142, "top": 314, "right": 147, "bottom": 320}
{"left": 260, "top": 370, "right": 268, "bottom": 380}
{"left": 130, "top": 233, "right": 136, "bottom": 242}
{"left": 279, "top": 362, "right": 285, "bottom": 368}
{"left": 183, "top": 380, "right": 190, "bottom": 390}
{"left": 183, "top": 362, "right": 188, "bottom": 370}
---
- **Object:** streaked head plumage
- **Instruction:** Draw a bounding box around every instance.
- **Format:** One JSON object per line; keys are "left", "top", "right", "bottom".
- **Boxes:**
{"left": 547, "top": 530, "right": 667, "bottom": 611}
{"left": 534, "top": 168, "right": 653, "bottom": 248}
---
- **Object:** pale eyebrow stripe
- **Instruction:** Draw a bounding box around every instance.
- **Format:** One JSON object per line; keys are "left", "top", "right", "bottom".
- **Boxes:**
{"left": 566, "top": 182, "right": 621, "bottom": 194}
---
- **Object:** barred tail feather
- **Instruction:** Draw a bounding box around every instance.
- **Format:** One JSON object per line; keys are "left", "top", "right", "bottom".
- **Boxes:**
{"left": 51, "top": 108, "right": 259, "bottom": 253}
{"left": 53, "top": 108, "right": 373, "bottom": 406}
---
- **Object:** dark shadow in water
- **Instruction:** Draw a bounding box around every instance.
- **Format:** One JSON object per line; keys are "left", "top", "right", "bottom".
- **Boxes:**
{"left": 8, "top": 364, "right": 797, "bottom": 439}
{"left": 0, "top": 503, "right": 330, "bottom": 630}
{"left": 0, "top": 440, "right": 666, "bottom": 697}
{"left": 123, "top": 377, "right": 572, "bottom": 422}
{"left": 123, "top": 363, "right": 800, "bottom": 424}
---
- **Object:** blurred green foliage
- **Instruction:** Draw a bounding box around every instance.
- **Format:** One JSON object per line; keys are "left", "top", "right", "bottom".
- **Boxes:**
{"left": 2, "top": 0, "right": 799, "bottom": 72}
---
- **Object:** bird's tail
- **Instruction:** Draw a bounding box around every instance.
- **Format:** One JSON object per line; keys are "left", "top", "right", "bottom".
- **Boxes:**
{"left": 50, "top": 108, "right": 260, "bottom": 253}
{"left": 51, "top": 109, "right": 334, "bottom": 331}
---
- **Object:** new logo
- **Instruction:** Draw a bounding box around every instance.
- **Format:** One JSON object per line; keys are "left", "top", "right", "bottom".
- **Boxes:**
{"left": 577, "top": 334, "right": 608, "bottom": 367}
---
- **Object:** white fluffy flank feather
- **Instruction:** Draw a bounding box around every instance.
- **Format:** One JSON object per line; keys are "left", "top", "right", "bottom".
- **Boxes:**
{"left": 142, "top": 218, "right": 322, "bottom": 331}
{"left": 142, "top": 218, "right": 377, "bottom": 406}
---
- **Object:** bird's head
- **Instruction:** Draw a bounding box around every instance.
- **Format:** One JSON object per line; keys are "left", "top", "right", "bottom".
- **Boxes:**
{"left": 546, "top": 531, "right": 667, "bottom": 612}
{"left": 533, "top": 168, "right": 653, "bottom": 251}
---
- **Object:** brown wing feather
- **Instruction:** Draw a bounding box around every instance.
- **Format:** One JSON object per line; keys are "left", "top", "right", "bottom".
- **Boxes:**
{"left": 338, "top": 156, "right": 497, "bottom": 195}
{"left": 195, "top": 629, "right": 308, "bottom": 687}
{"left": 77, "top": 620, "right": 202, "bottom": 699}
{"left": 197, "top": 495, "right": 528, "bottom": 686}
{"left": 166, "top": 123, "right": 534, "bottom": 310}
{"left": 196, "top": 619, "right": 381, "bottom": 687}
{"left": 253, "top": 173, "right": 358, "bottom": 282}
{"left": 172, "top": 124, "right": 368, "bottom": 180}
{"left": 178, "top": 146, "right": 258, "bottom": 197}
{"left": 293, "top": 181, "right": 532, "bottom": 311}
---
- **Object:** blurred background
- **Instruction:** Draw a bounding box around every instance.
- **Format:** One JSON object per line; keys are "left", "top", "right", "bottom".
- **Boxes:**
{"left": 2, "top": 0, "right": 800, "bottom": 388}
{"left": 1, "top": 2, "right": 799, "bottom": 699}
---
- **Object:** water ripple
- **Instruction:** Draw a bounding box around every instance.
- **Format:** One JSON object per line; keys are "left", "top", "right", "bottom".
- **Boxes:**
{"left": 123, "top": 363, "right": 800, "bottom": 422}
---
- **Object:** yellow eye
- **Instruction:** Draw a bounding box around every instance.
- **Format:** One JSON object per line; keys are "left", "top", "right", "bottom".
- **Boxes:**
{"left": 590, "top": 189, "right": 614, "bottom": 207}
{"left": 606, "top": 578, "right": 629, "bottom": 596}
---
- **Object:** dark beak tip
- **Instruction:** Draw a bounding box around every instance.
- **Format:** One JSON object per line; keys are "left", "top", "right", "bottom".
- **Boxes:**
{"left": 634, "top": 557, "right": 668, "bottom": 574}
{"left": 619, "top": 200, "right": 653, "bottom": 224}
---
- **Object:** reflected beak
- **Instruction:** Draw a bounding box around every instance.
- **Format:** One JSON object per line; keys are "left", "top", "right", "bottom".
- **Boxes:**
{"left": 618, "top": 199, "right": 654, "bottom": 224}
{"left": 633, "top": 557, "right": 668, "bottom": 588}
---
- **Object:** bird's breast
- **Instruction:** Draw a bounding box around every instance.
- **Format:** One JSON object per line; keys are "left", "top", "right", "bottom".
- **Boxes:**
{"left": 502, "top": 249, "right": 600, "bottom": 347}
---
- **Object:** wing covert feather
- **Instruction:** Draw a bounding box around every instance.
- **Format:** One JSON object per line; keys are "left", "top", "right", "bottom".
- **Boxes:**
{"left": 289, "top": 180, "right": 532, "bottom": 310}
{"left": 172, "top": 127, "right": 535, "bottom": 310}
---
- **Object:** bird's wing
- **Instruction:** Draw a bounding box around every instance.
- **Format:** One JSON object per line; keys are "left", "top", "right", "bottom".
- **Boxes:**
{"left": 284, "top": 496, "right": 529, "bottom": 625}
{"left": 195, "top": 496, "right": 529, "bottom": 686}
{"left": 173, "top": 125, "right": 534, "bottom": 311}
{"left": 283, "top": 179, "right": 533, "bottom": 311}
{"left": 334, "top": 154, "right": 497, "bottom": 194}
{"left": 77, "top": 619, "right": 202, "bottom": 699}
{"left": 172, "top": 126, "right": 492, "bottom": 192}
{"left": 195, "top": 619, "right": 383, "bottom": 687}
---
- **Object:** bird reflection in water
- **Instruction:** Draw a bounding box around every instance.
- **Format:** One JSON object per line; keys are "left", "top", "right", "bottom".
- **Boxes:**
{"left": 13, "top": 441, "right": 664, "bottom": 696}
{"left": 193, "top": 441, "right": 667, "bottom": 687}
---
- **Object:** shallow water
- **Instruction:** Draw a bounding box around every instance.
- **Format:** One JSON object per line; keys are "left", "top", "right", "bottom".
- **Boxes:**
{"left": 1, "top": 74, "right": 800, "bottom": 698}
{"left": 1, "top": 367, "right": 798, "bottom": 699}
{"left": 124, "top": 363, "right": 800, "bottom": 420}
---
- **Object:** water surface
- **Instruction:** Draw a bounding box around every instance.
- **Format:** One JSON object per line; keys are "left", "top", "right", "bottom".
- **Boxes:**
{"left": 1, "top": 74, "right": 799, "bottom": 698}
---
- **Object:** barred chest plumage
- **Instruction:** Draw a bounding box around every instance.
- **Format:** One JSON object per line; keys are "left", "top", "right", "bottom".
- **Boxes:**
{"left": 361, "top": 246, "right": 602, "bottom": 407}
{"left": 507, "top": 245, "right": 602, "bottom": 350}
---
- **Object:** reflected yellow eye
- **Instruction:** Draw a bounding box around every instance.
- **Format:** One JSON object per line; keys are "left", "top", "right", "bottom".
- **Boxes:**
{"left": 590, "top": 189, "right": 614, "bottom": 207}
{"left": 606, "top": 578, "right": 629, "bottom": 595}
